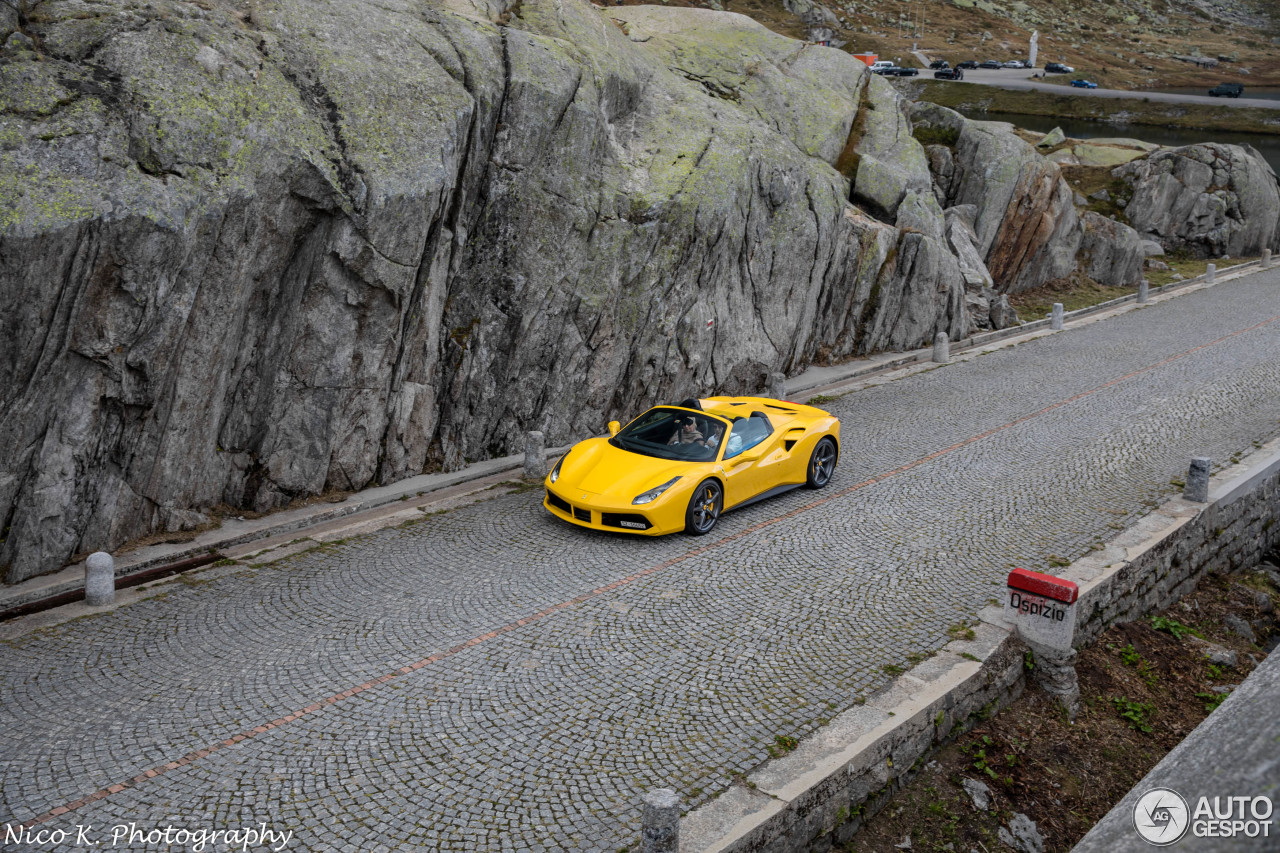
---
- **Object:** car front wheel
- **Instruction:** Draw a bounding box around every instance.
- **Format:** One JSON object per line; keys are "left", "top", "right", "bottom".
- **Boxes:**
{"left": 685, "top": 479, "right": 723, "bottom": 535}
{"left": 806, "top": 437, "right": 838, "bottom": 489}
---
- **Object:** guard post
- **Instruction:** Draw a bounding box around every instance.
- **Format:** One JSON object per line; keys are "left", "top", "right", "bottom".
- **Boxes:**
{"left": 1005, "top": 568, "right": 1081, "bottom": 718}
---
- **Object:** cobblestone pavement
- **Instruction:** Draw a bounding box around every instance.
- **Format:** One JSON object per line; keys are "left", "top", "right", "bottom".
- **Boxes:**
{"left": 5, "top": 271, "right": 1280, "bottom": 851}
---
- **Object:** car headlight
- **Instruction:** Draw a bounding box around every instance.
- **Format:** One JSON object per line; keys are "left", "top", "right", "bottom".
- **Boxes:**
{"left": 632, "top": 477, "right": 681, "bottom": 505}
{"left": 549, "top": 456, "right": 565, "bottom": 484}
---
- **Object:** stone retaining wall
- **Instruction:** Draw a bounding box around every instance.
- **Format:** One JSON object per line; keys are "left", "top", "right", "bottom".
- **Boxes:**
{"left": 680, "top": 440, "right": 1280, "bottom": 853}
{"left": 1070, "top": 449, "right": 1280, "bottom": 647}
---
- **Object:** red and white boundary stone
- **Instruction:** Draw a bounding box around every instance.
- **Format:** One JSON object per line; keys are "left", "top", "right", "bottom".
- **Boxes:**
{"left": 1004, "top": 567, "right": 1079, "bottom": 651}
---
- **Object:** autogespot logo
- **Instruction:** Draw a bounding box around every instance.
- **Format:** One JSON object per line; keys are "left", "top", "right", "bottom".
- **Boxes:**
{"left": 1134, "top": 788, "right": 1190, "bottom": 846}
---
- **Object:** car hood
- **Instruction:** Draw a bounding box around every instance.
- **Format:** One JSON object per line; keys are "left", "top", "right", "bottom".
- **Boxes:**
{"left": 553, "top": 438, "right": 696, "bottom": 501}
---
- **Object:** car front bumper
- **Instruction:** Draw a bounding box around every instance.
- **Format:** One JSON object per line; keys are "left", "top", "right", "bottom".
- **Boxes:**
{"left": 543, "top": 487, "right": 683, "bottom": 536}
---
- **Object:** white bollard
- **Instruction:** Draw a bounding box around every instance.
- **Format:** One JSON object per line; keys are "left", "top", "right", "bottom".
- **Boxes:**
{"left": 1185, "top": 457, "right": 1211, "bottom": 503}
{"left": 1264, "top": 249, "right": 1272, "bottom": 270}
{"left": 641, "top": 789, "right": 680, "bottom": 853}
{"left": 1138, "top": 279, "right": 1149, "bottom": 304}
{"left": 766, "top": 371, "right": 786, "bottom": 400}
{"left": 1050, "top": 303, "right": 1064, "bottom": 331}
{"left": 932, "top": 331, "right": 950, "bottom": 364}
{"left": 1205, "top": 263, "right": 1216, "bottom": 284}
{"left": 84, "top": 552, "right": 115, "bottom": 607}
{"left": 523, "top": 431, "right": 548, "bottom": 480}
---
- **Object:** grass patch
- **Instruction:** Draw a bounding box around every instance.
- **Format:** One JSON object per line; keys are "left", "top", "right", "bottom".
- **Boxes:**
{"left": 1150, "top": 615, "right": 1201, "bottom": 640}
{"left": 1195, "top": 691, "right": 1228, "bottom": 713}
{"left": 1145, "top": 255, "right": 1253, "bottom": 287}
{"left": 912, "top": 124, "right": 960, "bottom": 147}
{"left": 1112, "top": 696, "right": 1155, "bottom": 733}
{"left": 767, "top": 734, "right": 800, "bottom": 758}
{"left": 1009, "top": 276, "right": 1134, "bottom": 321}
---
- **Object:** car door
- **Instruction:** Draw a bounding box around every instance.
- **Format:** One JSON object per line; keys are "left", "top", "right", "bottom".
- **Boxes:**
{"left": 718, "top": 415, "right": 785, "bottom": 508}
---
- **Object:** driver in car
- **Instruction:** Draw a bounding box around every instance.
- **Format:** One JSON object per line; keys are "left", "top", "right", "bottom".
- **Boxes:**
{"left": 668, "top": 416, "right": 705, "bottom": 446}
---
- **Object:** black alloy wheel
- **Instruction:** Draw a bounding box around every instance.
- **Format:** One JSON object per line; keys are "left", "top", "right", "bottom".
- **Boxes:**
{"left": 806, "top": 437, "right": 837, "bottom": 489}
{"left": 685, "top": 480, "right": 723, "bottom": 535}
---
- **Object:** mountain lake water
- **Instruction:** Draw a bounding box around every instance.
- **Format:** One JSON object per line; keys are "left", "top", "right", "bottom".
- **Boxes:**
{"left": 953, "top": 110, "right": 1280, "bottom": 175}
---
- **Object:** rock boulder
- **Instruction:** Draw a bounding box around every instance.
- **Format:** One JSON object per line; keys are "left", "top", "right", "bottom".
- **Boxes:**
{"left": 911, "top": 103, "right": 1080, "bottom": 293}
{"left": 1079, "top": 212, "right": 1146, "bottom": 287}
{"left": 1115, "top": 143, "right": 1280, "bottom": 258}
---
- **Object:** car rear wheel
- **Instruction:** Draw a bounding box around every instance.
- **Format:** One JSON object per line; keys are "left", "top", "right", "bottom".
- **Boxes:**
{"left": 806, "top": 437, "right": 838, "bottom": 489}
{"left": 685, "top": 480, "right": 722, "bottom": 535}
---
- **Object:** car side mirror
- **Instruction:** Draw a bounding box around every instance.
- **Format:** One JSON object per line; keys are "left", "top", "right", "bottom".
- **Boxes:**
{"left": 607, "top": 421, "right": 620, "bottom": 437}
{"left": 730, "top": 447, "right": 765, "bottom": 466}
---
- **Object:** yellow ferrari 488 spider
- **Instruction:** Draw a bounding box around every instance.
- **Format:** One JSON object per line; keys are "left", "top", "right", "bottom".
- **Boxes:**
{"left": 543, "top": 396, "right": 840, "bottom": 536}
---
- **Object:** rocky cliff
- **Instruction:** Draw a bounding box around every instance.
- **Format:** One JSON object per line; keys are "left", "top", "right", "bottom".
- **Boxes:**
{"left": 0, "top": 0, "right": 1275, "bottom": 582}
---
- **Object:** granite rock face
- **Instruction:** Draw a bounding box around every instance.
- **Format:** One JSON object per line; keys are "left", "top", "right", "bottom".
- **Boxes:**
{"left": 1078, "top": 212, "right": 1148, "bottom": 287}
{"left": 0, "top": 0, "right": 968, "bottom": 580}
{"left": 1116, "top": 143, "right": 1280, "bottom": 258}
{"left": 849, "top": 75, "right": 935, "bottom": 220}
{"left": 1, "top": 0, "right": 1249, "bottom": 582}
{"left": 910, "top": 103, "right": 1081, "bottom": 294}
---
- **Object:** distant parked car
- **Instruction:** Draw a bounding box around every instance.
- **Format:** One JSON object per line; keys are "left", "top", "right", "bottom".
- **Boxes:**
{"left": 1044, "top": 62, "right": 1074, "bottom": 73}
{"left": 979, "top": 60, "right": 1003, "bottom": 69}
{"left": 890, "top": 66, "right": 920, "bottom": 77}
{"left": 1209, "top": 82, "right": 1244, "bottom": 98}
{"left": 929, "top": 60, "right": 950, "bottom": 70}
{"left": 1070, "top": 79, "right": 1098, "bottom": 88}
{"left": 957, "top": 60, "right": 978, "bottom": 69}
{"left": 934, "top": 68, "right": 965, "bottom": 80}
{"left": 1003, "top": 60, "right": 1026, "bottom": 69}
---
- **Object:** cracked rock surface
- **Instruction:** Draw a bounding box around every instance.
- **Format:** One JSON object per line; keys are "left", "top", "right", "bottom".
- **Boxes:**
{"left": 1115, "top": 142, "right": 1280, "bottom": 259}
{"left": 1, "top": 0, "right": 1275, "bottom": 581}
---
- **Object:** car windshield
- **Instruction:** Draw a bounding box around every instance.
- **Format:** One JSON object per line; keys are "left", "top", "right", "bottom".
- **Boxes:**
{"left": 610, "top": 408, "right": 727, "bottom": 462}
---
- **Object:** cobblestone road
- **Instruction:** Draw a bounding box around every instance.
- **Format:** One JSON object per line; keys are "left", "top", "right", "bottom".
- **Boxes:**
{"left": 5, "top": 271, "right": 1280, "bottom": 851}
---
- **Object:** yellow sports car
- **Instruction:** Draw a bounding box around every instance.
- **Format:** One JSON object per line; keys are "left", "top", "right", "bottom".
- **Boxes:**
{"left": 543, "top": 396, "right": 840, "bottom": 536}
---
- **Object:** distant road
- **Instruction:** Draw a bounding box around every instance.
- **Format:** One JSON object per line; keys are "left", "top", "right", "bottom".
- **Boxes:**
{"left": 924, "top": 67, "right": 1280, "bottom": 110}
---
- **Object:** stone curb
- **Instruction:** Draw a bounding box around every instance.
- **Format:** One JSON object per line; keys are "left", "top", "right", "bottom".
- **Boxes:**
{"left": 0, "top": 444, "right": 573, "bottom": 615}
{"left": 678, "top": 430, "right": 1280, "bottom": 852}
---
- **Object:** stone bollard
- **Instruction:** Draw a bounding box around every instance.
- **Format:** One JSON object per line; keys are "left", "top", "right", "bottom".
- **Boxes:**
{"left": 84, "top": 552, "right": 115, "bottom": 607}
{"left": 1025, "top": 640, "right": 1080, "bottom": 721}
{"left": 932, "top": 331, "right": 950, "bottom": 364}
{"left": 641, "top": 789, "right": 680, "bottom": 853}
{"left": 1050, "top": 303, "right": 1064, "bottom": 331}
{"left": 1138, "top": 279, "right": 1149, "bottom": 304}
{"left": 523, "top": 431, "right": 548, "bottom": 480}
{"left": 766, "top": 371, "right": 786, "bottom": 400}
{"left": 1205, "top": 262, "right": 1216, "bottom": 284}
{"left": 1264, "top": 249, "right": 1272, "bottom": 270}
{"left": 1185, "top": 457, "right": 1211, "bottom": 503}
